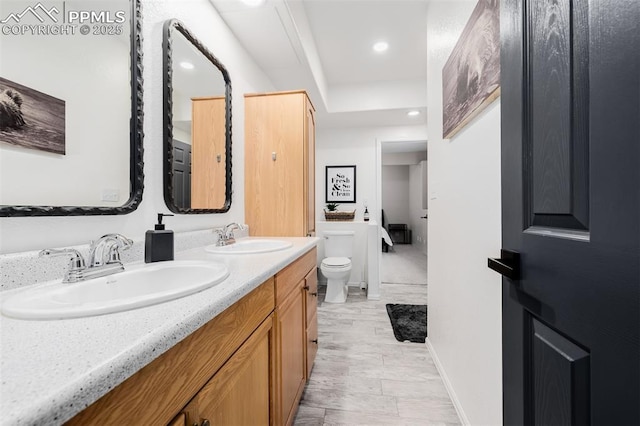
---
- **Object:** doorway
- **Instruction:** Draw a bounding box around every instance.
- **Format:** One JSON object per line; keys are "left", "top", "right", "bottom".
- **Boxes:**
{"left": 376, "top": 140, "right": 428, "bottom": 285}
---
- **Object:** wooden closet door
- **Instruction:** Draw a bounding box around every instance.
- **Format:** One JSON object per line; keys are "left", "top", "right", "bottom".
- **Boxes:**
{"left": 191, "top": 97, "right": 226, "bottom": 209}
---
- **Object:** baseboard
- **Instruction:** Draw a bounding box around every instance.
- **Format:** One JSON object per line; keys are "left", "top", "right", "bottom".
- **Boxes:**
{"left": 425, "top": 338, "right": 470, "bottom": 426}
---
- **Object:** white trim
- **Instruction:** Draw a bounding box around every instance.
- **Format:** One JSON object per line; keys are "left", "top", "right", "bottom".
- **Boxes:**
{"left": 425, "top": 338, "right": 471, "bottom": 426}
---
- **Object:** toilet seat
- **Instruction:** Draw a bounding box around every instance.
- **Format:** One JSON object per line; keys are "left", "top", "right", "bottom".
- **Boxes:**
{"left": 321, "top": 257, "right": 351, "bottom": 268}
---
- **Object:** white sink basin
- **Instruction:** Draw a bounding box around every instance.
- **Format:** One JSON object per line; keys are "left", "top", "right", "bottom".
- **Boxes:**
{"left": 1, "top": 260, "right": 229, "bottom": 320}
{"left": 205, "top": 238, "right": 293, "bottom": 255}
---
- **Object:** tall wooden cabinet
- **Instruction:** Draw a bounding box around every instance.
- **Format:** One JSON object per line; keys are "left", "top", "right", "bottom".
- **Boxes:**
{"left": 245, "top": 91, "right": 316, "bottom": 237}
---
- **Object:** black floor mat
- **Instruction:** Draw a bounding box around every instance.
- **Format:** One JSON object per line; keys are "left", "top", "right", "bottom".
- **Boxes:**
{"left": 386, "top": 304, "right": 428, "bottom": 343}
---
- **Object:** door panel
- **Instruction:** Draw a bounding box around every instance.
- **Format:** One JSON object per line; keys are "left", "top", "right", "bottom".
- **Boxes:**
{"left": 172, "top": 140, "right": 191, "bottom": 210}
{"left": 500, "top": 0, "right": 639, "bottom": 425}
{"left": 530, "top": 318, "right": 590, "bottom": 426}
{"left": 526, "top": 0, "right": 589, "bottom": 232}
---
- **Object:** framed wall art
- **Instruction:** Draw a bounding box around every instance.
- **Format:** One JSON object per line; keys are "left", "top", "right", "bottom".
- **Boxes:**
{"left": 443, "top": 0, "right": 500, "bottom": 139}
{"left": 0, "top": 77, "right": 66, "bottom": 155}
{"left": 325, "top": 165, "right": 356, "bottom": 203}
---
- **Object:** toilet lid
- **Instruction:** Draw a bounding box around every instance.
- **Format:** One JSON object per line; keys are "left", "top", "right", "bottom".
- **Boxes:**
{"left": 322, "top": 257, "right": 351, "bottom": 267}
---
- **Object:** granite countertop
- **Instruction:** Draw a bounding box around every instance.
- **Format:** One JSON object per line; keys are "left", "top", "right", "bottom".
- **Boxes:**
{"left": 0, "top": 237, "right": 319, "bottom": 425}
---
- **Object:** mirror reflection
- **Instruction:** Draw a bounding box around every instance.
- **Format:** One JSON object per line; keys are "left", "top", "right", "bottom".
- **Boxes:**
{"left": 163, "top": 20, "right": 231, "bottom": 213}
{"left": 0, "top": 0, "right": 143, "bottom": 216}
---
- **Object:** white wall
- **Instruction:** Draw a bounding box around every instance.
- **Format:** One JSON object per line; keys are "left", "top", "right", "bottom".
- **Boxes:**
{"left": 315, "top": 124, "right": 426, "bottom": 299}
{"left": 426, "top": 1, "right": 502, "bottom": 425}
{"left": 382, "top": 151, "right": 427, "bottom": 166}
{"left": 0, "top": 0, "right": 275, "bottom": 254}
{"left": 382, "top": 165, "right": 410, "bottom": 225}
{"left": 315, "top": 124, "right": 427, "bottom": 224}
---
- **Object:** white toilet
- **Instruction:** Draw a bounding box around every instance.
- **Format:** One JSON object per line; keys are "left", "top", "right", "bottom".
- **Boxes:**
{"left": 320, "top": 230, "right": 354, "bottom": 303}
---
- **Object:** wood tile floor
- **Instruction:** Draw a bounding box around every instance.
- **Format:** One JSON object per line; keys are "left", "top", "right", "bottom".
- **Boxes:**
{"left": 294, "top": 245, "right": 460, "bottom": 425}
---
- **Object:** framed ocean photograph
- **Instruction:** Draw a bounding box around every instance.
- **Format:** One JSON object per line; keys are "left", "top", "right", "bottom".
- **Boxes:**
{"left": 0, "top": 77, "right": 65, "bottom": 155}
{"left": 442, "top": 0, "right": 500, "bottom": 139}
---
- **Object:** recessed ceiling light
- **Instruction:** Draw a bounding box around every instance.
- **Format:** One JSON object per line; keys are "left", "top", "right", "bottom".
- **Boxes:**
{"left": 240, "top": 0, "right": 266, "bottom": 6}
{"left": 180, "top": 61, "right": 194, "bottom": 70}
{"left": 373, "top": 41, "right": 389, "bottom": 53}
{"left": 407, "top": 110, "right": 420, "bottom": 116}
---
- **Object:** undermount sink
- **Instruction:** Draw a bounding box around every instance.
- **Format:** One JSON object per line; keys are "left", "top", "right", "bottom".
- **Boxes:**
{"left": 204, "top": 238, "right": 293, "bottom": 255}
{"left": 1, "top": 260, "right": 229, "bottom": 320}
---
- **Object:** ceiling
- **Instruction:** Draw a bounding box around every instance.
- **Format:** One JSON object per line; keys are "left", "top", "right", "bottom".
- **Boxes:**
{"left": 208, "top": 0, "right": 428, "bottom": 132}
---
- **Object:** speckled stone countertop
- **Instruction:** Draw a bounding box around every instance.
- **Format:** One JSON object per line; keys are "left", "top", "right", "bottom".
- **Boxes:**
{"left": 0, "top": 237, "right": 319, "bottom": 425}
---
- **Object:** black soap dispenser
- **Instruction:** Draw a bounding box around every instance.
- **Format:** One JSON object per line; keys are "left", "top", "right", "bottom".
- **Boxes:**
{"left": 145, "top": 213, "right": 174, "bottom": 263}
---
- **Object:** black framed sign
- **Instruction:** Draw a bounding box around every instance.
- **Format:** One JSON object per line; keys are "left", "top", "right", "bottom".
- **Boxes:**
{"left": 325, "top": 165, "right": 356, "bottom": 203}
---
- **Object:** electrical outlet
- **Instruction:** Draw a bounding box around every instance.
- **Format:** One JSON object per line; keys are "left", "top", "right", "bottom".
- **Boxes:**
{"left": 101, "top": 189, "right": 120, "bottom": 202}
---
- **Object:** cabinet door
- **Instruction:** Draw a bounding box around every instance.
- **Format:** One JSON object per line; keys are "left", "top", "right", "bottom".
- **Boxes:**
{"left": 305, "top": 268, "right": 318, "bottom": 324}
{"left": 306, "top": 312, "right": 318, "bottom": 380}
{"left": 304, "top": 98, "right": 315, "bottom": 236}
{"left": 276, "top": 283, "right": 306, "bottom": 426}
{"left": 304, "top": 268, "right": 318, "bottom": 379}
{"left": 183, "top": 316, "right": 274, "bottom": 426}
{"left": 245, "top": 93, "right": 305, "bottom": 236}
{"left": 168, "top": 413, "right": 185, "bottom": 426}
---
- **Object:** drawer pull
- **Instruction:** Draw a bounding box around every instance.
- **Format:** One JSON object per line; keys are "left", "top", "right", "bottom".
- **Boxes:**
{"left": 310, "top": 292, "right": 318, "bottom": 297}
{"left": 311, "top": 339, "right": 318, "bottom": 344}
{"left": 201, "top": 420, "right": 211, "bottom": 426}
{"left": 303, "top": 285, "right": 309, "bottom": 290}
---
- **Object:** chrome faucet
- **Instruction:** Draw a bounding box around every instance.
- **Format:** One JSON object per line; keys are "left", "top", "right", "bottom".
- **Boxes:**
{"left": 89, "top": 234, "right": 133, "bottom": 268}
{"left": 213, "top": 223, "right": 245, "bottom": 246}
{"left": 40, "top": 234, "right": 133, "bottom": 283}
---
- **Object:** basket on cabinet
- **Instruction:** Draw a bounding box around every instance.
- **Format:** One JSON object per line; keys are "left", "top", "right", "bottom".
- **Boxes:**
{"left": 324, "top": 210, "right": 355, "bottom": 221}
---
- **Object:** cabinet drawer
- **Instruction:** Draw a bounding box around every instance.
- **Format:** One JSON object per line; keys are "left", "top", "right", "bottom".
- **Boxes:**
{"left": 275, "top": 248, "right": 317, "bottom": 305}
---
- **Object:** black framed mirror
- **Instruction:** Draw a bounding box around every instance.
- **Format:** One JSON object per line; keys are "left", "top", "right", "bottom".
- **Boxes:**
{"left": 0, "top": 0, "right": 144, "bottom": 216}
{"left": 162, "top": 19, "right": 232, "bottom": 214}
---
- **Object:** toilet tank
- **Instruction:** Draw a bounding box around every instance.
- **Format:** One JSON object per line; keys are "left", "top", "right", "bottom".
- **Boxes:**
{"left": 323, "top": 230, "right": 355, "bottom": 258}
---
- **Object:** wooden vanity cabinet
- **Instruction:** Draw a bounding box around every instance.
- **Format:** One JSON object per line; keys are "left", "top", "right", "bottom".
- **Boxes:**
{"left": 244, "top": 90, "right": 316, "bottom": 237}
{"left": 67, "top": 248, "right": 318, "bottom": 426}
{"left": 274, "top": 248, "right": 318, "bottom": 425}
{"left": 67, "top": 279, "right": 275, "bottom": 426}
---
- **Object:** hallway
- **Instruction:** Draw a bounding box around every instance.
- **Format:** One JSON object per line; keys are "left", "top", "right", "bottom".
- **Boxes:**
{"left": 294, "top": 244, "right": 459, "bottom": 425}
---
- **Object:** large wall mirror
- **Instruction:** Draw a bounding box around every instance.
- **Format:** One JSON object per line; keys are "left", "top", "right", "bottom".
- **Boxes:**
{"left": 163, "top": 19, "right": 232, "bottom": 214}
{"left": 0, "top": 0, "right": 143, "bottom": 216}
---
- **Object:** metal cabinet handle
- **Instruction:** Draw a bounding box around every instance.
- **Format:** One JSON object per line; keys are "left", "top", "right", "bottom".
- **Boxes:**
{"left": 310, "top": 292, "right": 318, "bottom": 297}
{"left": 201, "top": 420, "right": 211, "bottom": 426}
{"left": 311, "top": 339, "right": 318, "bottom": 344}
{"left": 303, "top": 285, "right": 309, "bottom": 291}
{"left": 488, "top": 249, "right": 520, "bottom": 280}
